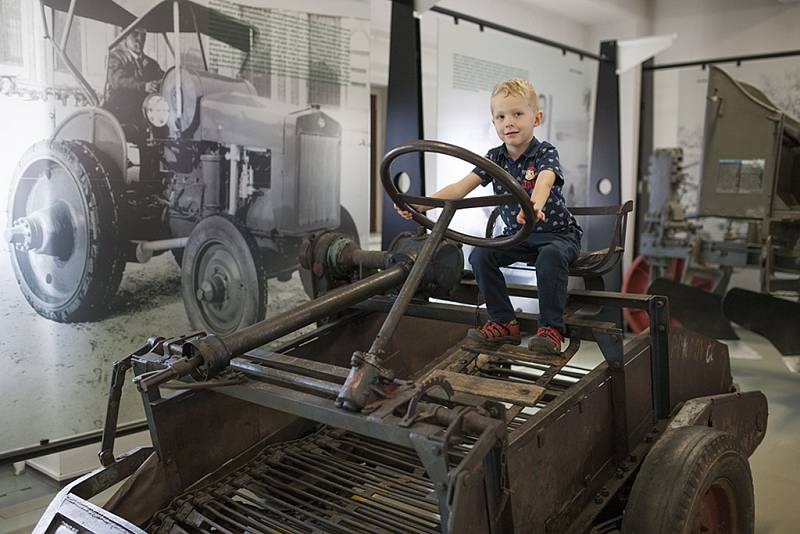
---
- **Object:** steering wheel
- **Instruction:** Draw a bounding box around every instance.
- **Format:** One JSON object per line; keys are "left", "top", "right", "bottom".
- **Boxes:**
{"left": 381, "top": 140, "right": 535, "bottom": 249}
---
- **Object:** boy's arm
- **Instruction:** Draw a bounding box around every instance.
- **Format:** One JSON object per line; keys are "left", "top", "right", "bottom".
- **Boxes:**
{"left": 396, "top": 172, "right": 482, "bottom": 219}
{"left": 516, "top": 169, "right": 556, "bottom": 224}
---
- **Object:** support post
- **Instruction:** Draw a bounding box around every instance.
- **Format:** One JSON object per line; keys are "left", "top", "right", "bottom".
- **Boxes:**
{"left": 588, "top": 41, "right": 622, "bottom": 326}
{"left": 381, "top": 1, "right": 425, "bottom": 249}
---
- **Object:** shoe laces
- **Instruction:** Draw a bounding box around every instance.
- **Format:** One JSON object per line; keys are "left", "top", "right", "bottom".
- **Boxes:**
{"left": 535, "top": 326, "right": 563, "bottom": 346}
{"left": 481, "top": 320, "right": 516, "bottom": 338}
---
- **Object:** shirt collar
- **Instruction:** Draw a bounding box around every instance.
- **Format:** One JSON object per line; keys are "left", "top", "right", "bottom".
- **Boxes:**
{"left": 501, "top": 137, "right": 541, "bottom": 162}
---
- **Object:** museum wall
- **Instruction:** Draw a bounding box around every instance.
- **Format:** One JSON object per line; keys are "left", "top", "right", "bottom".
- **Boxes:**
{"left": 370, "top": 0, "right": 592, "bottom": 198}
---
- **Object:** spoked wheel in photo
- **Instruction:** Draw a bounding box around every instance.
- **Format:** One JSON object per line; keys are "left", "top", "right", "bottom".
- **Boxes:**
{"left": 6, "top": 140, "right": 125, "bottom": 322}
{"left": 181, "top": 215, "right": 268, "bottom": 335}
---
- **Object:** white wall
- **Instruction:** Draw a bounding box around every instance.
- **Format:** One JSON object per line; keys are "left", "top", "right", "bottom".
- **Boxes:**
{"left": 370, "top": 0, "right": 592, "bottom": 193}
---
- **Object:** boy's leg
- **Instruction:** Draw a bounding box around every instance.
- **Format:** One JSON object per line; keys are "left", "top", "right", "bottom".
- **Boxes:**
{"left": 468, "top": 245, "right": 531, "bottom": 323}
{"left": 533, "top": 232, "right": 581, "bottom": 333}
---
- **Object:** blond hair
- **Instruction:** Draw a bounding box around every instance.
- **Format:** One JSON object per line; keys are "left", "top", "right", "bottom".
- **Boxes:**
{"left": 491, "top": 78, "right": 539, "bottom": 112}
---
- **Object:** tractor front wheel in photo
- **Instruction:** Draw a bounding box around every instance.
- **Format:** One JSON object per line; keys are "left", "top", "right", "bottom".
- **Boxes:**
{"left": 6, "top": 140, "right": 125, "bottom": 322}
{"left": 181, "top": 215, "right": 268, "bottom": 335}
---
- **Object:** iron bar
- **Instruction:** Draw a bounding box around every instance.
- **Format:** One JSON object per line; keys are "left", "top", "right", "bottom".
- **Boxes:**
{"left": 367, "top": 203, "right": 457, "bottom": 359}
{"left": 221, "top": 264, "right": 408, "bottom": 356}
{"left": 242, "top": 348, "right": 349, "bottom": 381}
{"left": 644, "top": 49, "right": 800, "bottom": 71}
{"left": 230, "top": 358, "right": 341, "bottom": 396}
{"left": 284, "top": 450, "right": 435, "bottom": 509}
{"left": 252, "top": 469, "right": 432, "bottom": 532}
{"left": 0, "top": 420, "right": 148, "bottom": 466}
{"left": 294, "top": 447, "right": 430, "bottom": 492}
{"left": 429, "top": 6, "right": 606, "bottom": 62}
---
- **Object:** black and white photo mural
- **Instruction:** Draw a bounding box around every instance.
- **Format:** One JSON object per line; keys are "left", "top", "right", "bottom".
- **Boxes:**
{"left": 0, "top": 0, "right": 370, "bottom": 458}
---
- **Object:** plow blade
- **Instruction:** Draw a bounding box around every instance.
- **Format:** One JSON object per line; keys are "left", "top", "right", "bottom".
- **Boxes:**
{"left": 723, "top": 288, "right": 800, "bottom": 356}
{"left": 648, "top": 278, "right": 738, "bottom": 340}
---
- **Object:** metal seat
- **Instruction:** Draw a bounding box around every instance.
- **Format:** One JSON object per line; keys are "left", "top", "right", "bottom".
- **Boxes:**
{"left": 485, "top": 200, "right": 633, "bottom": 290}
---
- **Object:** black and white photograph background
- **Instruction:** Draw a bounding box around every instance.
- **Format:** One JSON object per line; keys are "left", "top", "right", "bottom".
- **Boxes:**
{"left": 0, "top": 0, "right": 370, "bottom": 455}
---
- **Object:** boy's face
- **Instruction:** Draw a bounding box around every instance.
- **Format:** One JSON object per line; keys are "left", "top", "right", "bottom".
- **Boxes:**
{"left": 490, "top": 92, "right": 542, "bottom": 152}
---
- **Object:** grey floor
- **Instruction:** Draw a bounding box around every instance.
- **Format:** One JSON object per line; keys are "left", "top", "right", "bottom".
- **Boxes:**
{"left": 1, "top": 235, "right": 799, "bottom": 531}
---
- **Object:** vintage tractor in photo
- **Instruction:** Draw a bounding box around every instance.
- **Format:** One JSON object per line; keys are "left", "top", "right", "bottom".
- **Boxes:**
{"left": 5, "top": 0, "right": 358, "bottom": 334}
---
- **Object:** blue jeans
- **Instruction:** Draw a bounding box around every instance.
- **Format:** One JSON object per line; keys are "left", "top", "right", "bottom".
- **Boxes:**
{"left": 468, "top": 231, "right": 581, "bottom": 333}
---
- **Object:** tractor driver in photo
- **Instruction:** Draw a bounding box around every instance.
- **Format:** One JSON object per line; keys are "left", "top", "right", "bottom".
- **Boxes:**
{"left": 104, "top": 27, "right": 164, "bottom": 143}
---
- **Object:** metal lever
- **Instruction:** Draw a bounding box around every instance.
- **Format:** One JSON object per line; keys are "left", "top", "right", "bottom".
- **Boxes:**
{"left": 336, "top": 202, "right": 458, "bottom": 411}
{"left": 98, "top": 338, "right": 162, "bottom": 467}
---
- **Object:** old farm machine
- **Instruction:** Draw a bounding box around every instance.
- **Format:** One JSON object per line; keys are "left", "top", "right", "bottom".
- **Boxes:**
{"left": 33, "top": 141, "right": 767, "bottom": 533}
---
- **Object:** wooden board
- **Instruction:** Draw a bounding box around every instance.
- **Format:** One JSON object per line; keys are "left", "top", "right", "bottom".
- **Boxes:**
{"left": 426, "top": 370, "right": 545, "bottom": 406}
{"left": 461, "top": 341, "right": 571, "bottom": 367}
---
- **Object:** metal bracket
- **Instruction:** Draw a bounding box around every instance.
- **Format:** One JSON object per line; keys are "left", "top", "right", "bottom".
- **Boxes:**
{"left": 595, "top": 330, "right": 624, "bottom": 369}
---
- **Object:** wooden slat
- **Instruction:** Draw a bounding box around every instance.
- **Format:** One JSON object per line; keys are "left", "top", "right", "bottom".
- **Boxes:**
{"left": 461, "top": 341, "right": 571, "bottom": 367}
{"left": 426, "top": 370, "right": 545, "bottom": 406}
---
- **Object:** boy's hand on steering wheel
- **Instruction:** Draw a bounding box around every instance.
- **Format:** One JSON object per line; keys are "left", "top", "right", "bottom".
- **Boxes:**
{"left": 516, "top": 201, "right": 545, "bottom": 225}
{"left": 394, "top": 203, "right": 429, "bottom": 220}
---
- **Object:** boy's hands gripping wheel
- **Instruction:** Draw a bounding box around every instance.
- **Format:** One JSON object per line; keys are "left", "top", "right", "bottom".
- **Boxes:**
{"left": 382, "top": 139, "right": 536, "bottom": 249}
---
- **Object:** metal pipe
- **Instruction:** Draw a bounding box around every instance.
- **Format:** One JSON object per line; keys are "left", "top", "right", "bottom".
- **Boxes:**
{"left": 189, "top": 4, "right": 208, "bottom": 71}
{"left": 220, "top": 263, "right": 408, "bottom": 356}
{"left": 367, "top": 203, "right": 456, "bottom": 358}
{"left": 228, "top": 144, "right": 239, "bottom": 215}
{"left": 645, "top": 49, "right": 800, "bottom": 71}
{"left": 134, "top": 237, "right": 189, "bottom": 263}
{"left": 59, "top": 0, "right": 77, "bottom": 51}
{"left": 0, "top": 420, "right": 148, "bottom": 466}
{"left": 173, "top": 0, "right": 182, "bottom": 124}
{"left": 350, "top": 248, "right": 389, "bottom": 270}
{"left": 230, "top": 358, "right": 341, "bottom": 396}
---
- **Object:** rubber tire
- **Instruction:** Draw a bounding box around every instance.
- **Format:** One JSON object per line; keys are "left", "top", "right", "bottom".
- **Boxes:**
{"left": 300, "top": 205, "right": 360, "bottom": 299}
{"left": 7, "top": 140, "right": 124, "bottom": 322}
{"left": 181, "top": 214, "right": 268, "bottom": 334}
{"left": 622, "top": 426, "right": 754, "bottom": 534}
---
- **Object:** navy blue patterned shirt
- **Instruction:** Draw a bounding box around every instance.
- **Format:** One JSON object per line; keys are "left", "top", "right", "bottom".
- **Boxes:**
{"left": 472, "top": 138, "right": 582, "bottom": 237}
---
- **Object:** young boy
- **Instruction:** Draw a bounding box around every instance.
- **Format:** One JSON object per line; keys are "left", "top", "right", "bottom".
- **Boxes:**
{"left": 396, "top": 78, "right": 582, "bottom": 354}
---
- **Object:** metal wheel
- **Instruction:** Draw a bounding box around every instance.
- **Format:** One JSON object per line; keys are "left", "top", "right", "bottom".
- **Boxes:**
{"left": 181, "top": 215, "right": 267, "bottom": 334}
{"left": 300, "top": 205, "right": 360, "bottom": 299}
{"left": 6, "top": 140, "right": 124, "bottom": 322}
{"left": 622, "top": 426, "right": 753, "bottom": 534}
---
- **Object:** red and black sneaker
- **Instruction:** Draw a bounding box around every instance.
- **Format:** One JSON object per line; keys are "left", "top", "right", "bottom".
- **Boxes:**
{"left": 528, "top": 326, "right": 564, "bottom": 355}
{"left": 468, "top": 319, "right": 521, "bottom": 345}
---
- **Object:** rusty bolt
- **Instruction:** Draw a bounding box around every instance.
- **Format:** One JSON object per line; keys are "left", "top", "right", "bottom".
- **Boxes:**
{"left": 600, "top": 487, "right": 610, "bottom": 497}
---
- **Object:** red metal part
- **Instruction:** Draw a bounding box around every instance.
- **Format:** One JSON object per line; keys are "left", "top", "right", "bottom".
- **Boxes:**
{"left": 622, "top": 255, "right": 714, "bottom": 333}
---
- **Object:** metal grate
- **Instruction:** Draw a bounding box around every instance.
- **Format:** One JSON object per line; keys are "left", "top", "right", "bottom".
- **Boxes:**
{"left": 148, "top": 430, "right": 443, "bottom": 534}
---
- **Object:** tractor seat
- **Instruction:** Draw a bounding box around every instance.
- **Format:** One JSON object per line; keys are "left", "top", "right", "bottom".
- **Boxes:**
{"left": 485, "top": 201, "right": 633, "bottom": 290}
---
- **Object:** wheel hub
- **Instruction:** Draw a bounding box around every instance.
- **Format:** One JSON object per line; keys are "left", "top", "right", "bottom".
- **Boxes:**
{"left": 196, "top": 273, "right": 228, "bottom": 303}
{"left": 193, "top": 242, "right": 249, "bottom": 333}
{"left": 692, "top": 480, "right": 738, "bottom": 534}
{"left": 7, "top": 202, "right": 74, "bottom": 259}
